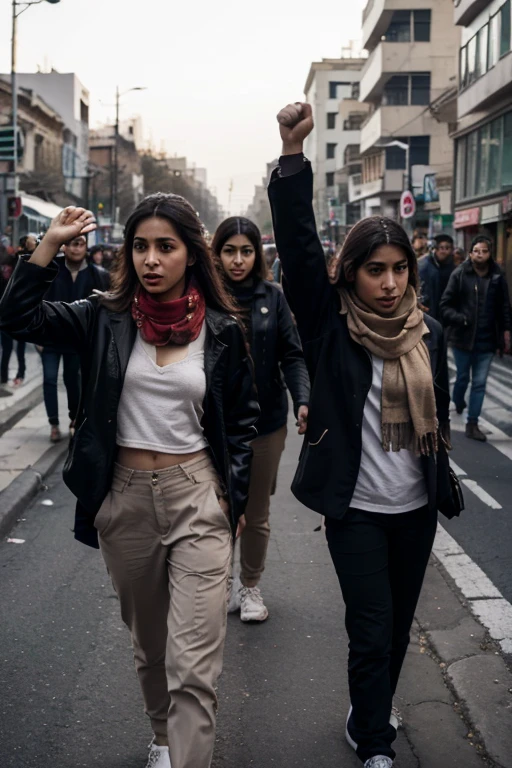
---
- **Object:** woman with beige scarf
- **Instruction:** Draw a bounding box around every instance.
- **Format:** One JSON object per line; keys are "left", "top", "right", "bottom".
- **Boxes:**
{"left": 267, "top": 102, "right": 459, "bottom": 768}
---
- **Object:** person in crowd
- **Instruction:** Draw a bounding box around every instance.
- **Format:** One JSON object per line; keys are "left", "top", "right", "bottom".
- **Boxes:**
{"left": 89, "top": 244, "right": 104, "bottom": 266}
{"left": 411, "top": 233, "right": 428, "bottom": 259}
{"left": 453, "top": 247, "right": 465, "bottom": 267}
{"left": 40, "top": 233, "right": 110, "bottom": 442}
{"left": 440, "top": 235, "right": 511, "bottom": 441}
{"left": 418, "top": 234, "right": 455, "bottom": 321}
{"left": 270, "top": 102, "right": 458, "bottom": 768}
{"left": 19, "top": 233, "right": 39, "bottom": 255}
{"left": 212, "top": 216, "right": 309, "bottom": 622}
{"left": 0, "top": 235, "right": 34, "bottom": 388}
{"left": 0, "top": 197, "right": 258, "bottom": 768}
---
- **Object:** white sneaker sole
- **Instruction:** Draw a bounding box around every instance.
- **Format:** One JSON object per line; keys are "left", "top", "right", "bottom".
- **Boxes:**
{"left": 240, "top": 608, "right": 269, "bottom": 622}
{"left": 345, "top": 706, "right": 399, "bottom": 752}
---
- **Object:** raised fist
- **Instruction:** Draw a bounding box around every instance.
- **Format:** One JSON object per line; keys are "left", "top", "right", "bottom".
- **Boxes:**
{"left": 277, "top": 102, "right": 314, "bottom": 153}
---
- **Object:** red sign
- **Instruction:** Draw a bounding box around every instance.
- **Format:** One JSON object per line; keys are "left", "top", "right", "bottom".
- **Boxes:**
{"left": 454, "top": 207, "right": 480, "bottom": 229}
{"left": 400, "top": 190, "right": 416, "bottom": 219}
{"left": 7, "top": 196, "right": 22, "bottom": 219}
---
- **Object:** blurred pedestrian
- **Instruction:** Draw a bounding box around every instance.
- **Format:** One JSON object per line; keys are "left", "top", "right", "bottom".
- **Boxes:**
{"left": 0, "top": 199, "right": 258, "bottom": 768}
{"left": 418, "top": 234, "right": 455, "bottom": 321}
{"left": 270, "top": 102, "right": 459, "bottom": 768}
{"left": 41, "top": 233, "right": 110, "bottom": 442}
{"left": 0, "top": 235, "right": 33, "bottom": 388}
{"left": 453, "top": 247, "right": 465, "bottom": 266}
{"left": 212, "top": 216, "right": 309, "bottom": 622}
{"left": 89, "top": 244, "right": 104, "bottom": 266}
{"left": 440, "top": 235, "right": 511, "bottom": 441}
{"left": 411, "top": 233, "right": 428, "bottom": 259}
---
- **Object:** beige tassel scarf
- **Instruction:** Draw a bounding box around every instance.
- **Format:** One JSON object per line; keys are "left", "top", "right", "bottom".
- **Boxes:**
{"left": 338, "top": 285, "right": 438, "bottom": 456}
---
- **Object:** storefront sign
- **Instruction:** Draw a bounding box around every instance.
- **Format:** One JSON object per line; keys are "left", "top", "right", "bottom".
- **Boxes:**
{"left": 480, "top": 203, "right": 501, "bottom": 224}
{"left": 454, "top": 207, "right": 480, "bottom": 229}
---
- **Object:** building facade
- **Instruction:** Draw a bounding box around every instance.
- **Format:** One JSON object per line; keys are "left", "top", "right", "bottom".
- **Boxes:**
{"left": 358, "top": 0, "right": 460, "bottom": 232}
{"left": 452, "top": 0, "right": 512, "bottom": 287}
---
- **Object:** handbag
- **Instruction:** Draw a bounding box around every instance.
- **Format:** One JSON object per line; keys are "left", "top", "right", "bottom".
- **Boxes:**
{"left": 436, "top": 437, "right": 464, "bottom": 519}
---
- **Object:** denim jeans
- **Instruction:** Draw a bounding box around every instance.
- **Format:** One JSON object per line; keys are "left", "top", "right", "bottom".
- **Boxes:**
{"left": 0, "top": 331, "right": 26, "bottom": 383}
{"left": 41, "top": 350, "right": 81, "bottom": 426}
{"left": 452, "top": 348, "right": 494, "bottom": 423}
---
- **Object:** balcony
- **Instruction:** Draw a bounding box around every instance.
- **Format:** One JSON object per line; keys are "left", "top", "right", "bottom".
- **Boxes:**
{"left": 350, "top": 170, "right": 404, "bottom": 201}
{"left": 360, "top": 105, "right": 429, "bottom": 154}
{"left": 361, "top": 0, "right": 398, "bottom": 50}
{"left": 360, "top": 41, "right": 433, "bottom": 102}
{"left": 454, "top": 0, "right": 490, "bottom": 27}
{"left": 458, "top": 53, "right": 512, "bottom": 117}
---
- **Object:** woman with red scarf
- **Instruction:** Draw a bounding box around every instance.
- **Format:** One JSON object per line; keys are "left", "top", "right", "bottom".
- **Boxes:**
{"left": 0, "top": 196, "right": 259, "bottom": 768}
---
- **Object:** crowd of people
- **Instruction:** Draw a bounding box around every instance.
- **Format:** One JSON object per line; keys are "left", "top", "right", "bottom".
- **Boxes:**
{"left": 0, "top": 101, "right": 510, "bottom": 768}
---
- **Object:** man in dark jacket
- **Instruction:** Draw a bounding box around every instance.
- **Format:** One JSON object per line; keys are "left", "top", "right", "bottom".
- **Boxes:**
{"left": 41, "top": 233, "right": 110, "bottom": 442}
{"left": 440, "top": 235, "right": 511, "bottom": 441}
{"left": 418, "top": 234, "right": 455, "bottom": 321}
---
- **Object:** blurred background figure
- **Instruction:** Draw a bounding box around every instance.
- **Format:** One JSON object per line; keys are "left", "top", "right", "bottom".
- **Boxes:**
{"left": 418, "top": 234, "right": 455, "bottom": 321}
{"left": 0, "top": 234, "right": 32, "bottom": 390}
{"left": 89, "top": 245, "right": 104, "bottom": 266}
{"left": 411, "top": 232, "right": 428, "bottom": 259}
{"left": 453, "top": 247, "right": 466, "bottom": 267}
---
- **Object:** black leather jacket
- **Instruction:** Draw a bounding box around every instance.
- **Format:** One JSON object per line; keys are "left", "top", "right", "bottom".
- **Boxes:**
{"left": 268, "top": 161, "right": 455, "bottom": 520}
{"left": 244, "top": 279, "right": 309, "bottom": 436}
{"left": 0, "top": 259, "right": 259, "bottom": 548}
{"left": 440, "top": 259, "right": 512, "bottom": 352}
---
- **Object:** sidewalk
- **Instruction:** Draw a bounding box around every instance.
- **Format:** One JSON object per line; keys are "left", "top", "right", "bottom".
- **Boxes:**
{"left": 213, "top": 411, "right": 512, "bottom": 768}
{"left": 0, "top": 346, "right": 44, "bottom": 436}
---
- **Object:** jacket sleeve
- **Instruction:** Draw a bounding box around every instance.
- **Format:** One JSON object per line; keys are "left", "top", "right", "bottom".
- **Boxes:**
{"left": 222, "top": 322, "right": 260, "bottom": 523}
{"left": 440, "top": 269, "right": 467, "bottom": 328}
{"left": 418, "top": 260, "right": 431, "bottom": 311}
{"left": 499, "top": 273, "right": 512, "bottom": 332}
{"left": 0, "top": 258, "right": 96, "bottom": 349}
{"left": 268, "top": 162, "right": 336, "bottom": 342}
{"left": 276, "top": 289, "right": 310, "bottom": 415}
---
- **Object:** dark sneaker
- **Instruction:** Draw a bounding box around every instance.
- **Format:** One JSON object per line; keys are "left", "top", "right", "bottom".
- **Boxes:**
{"left": 50, "top": 426, "right": 62, "bottom": 443}
{"left": 455, "top": 400, "right": 467, "bottom": 415}
{"left": 466, "top": 423, "right": 487, "bottom": 442}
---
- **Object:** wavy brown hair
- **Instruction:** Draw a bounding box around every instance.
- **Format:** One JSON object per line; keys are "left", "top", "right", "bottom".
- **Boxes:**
{"left": 101, "top": 193, "right": 239, "bottom": 315}
{"left": 333, "top": 216, "right": 419, "bottom": 290}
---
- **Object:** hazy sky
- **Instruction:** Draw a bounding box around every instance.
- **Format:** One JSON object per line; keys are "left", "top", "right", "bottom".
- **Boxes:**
{"left": 0, "top": 0, "right": 365, "bottom": 213}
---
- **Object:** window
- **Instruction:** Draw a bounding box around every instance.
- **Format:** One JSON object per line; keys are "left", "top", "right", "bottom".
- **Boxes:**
{"left": 383, "top": 75, "right": 409, "bottom": 105}
{"left": 343, "top": 115, "right": 365, "bottom": 130}
{"left": 488, "top": 119, "right": 501, "bottom": 192}
{"left": 489, "top": 13, "right": 500, "bottom": 67}
{"left": 410, "top": 136, "right": 430, "bottom": 166}
{"left": 80, "top": 99, "right": 89, "bottom": 124}
{"left": 385, "top": 10, "right": 411, "bottom": 42}
{"left": 326, "top": 171, "right": 335, "bottom": 187}
{"left": 460, "top": 46, "right": 468, "bottom": 89}
{"left": 327, "top": 112, "right": 336, "bottom": 129}
{"left": 411, "top": 73, "right": 430, "bottom": 105}
{"left": 500, "top": 0, "right": 511, "bottom": 57}
{"left": 329, "top": 81, "right": 351, "bottom": 99}
{"left": 477, "top": 24, "right": 489, "bottom": 76}
{"left": 467, "top": 35, "right": 477, "bottom": 85}
{"left": 326, "top": 143, "right": 337, "bottom": 159}
{"left": 413, "top": 10, "right": 431, "bottom": 42}
{"left": 503, "top": 112, "right": 512, "bottom": 187}
{"left": 455, "top": 111, "right": 512, "bottom": 199}
{"left": 385, "top": 144, "right": 406, "bottom": 170}
{"left": 351, "top": 82, "right": 360, "bottom": 100}
{"left": 455, "top": 137, "right": 467, "bottom": 201}
{"left": 466, "top": 131, "right": 479, "bottom": 197}
{"left": 477, "top": 123, "right": 491, "bottom": 195}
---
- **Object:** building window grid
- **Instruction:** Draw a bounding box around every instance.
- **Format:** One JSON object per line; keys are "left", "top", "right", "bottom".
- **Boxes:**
{"left": 459, "top": 0, "right": 511, "bottom": 91}
{"left": 382, "top": 73, "right": 430, "bottom": 106}
{"left": 327, "top": 112, "right": 336, "bottom": 130}
{"left": 326, "top": 142, "right": 337, "bottom": 160}
{"left": 455, "top": 110, "right": 512, "bottom": 201}
{"left": 384, "top": 10, "right": 431, "bottom": 42}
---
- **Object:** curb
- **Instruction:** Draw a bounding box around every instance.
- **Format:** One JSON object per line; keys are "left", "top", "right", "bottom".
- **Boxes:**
{"left": 416, "top": 556, "right": 512, "bottom": 768}
{"left": 0, "top": 379, "right": 43, "bottom": 438}
{"left": 0, "top": 439, "right": 69, "bottom": 540}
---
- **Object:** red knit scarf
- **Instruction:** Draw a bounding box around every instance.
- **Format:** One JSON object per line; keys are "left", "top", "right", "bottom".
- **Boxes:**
{"left": 131, "top": 278, "right": 206, "bottom": 347}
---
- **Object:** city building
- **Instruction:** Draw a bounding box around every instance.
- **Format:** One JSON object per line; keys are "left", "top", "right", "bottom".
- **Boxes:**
{"left": 358, "top": 0, "right": 460, "bottom": 231}
{"left": 303, "top": 55, "right": 367, "bottom": 234}
{"left": 0, "top": 71, "right": 90, "bottom": 205}
{"left": 245, "top": 160, "right": 278, "bottom": 235}
{"left": 452, "top": 0, "right": 512, "bottom": 286}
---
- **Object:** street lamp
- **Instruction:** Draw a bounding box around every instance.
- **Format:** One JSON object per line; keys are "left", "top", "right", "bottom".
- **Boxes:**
{"left": 10, "top": 0, "right": 60, "bottom": 241}
{"left": 112, "top": 85, "right": 146, "bottom": 232}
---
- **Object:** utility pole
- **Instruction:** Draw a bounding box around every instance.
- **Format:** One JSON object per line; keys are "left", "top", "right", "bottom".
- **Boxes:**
{"left": 11, "top": 0, "right": 19, "bottom": 244}
{"left": 112, "top": 85, "right": 119, "bottom": 232}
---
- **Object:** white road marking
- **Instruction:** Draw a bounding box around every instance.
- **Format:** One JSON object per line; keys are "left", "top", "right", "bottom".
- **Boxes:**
{"left": 449, "top": 459, "right": 466, "bottom": 477}
{"left": 433, "top": 525, "right": 512, "bottom": 655}
{"left": 478, "top": 416, "right": 512, "bottom": 462}
{"left": 460, "top": 478, "right": 502, "bottom": 509}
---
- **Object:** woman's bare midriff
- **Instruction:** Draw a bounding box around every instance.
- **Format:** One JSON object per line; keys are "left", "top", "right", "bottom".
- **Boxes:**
{"left": 116, "top": 446, "right": 208, "bottom": 471}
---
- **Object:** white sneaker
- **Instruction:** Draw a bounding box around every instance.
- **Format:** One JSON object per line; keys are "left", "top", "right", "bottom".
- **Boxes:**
{"left": 145, "top": 740, "right": 171, "bottom": 768}
{"left": 364, "top": 757, "right": 393, "bottom": 768}
{"left": 227, "top": 574, "right": 242, "bottom": 613}
{"left": 240, "top": 585, "right": 268, "bottom": 622}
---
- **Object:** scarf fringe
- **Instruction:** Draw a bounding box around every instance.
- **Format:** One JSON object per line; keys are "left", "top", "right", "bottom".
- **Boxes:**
{"left": 382, "top": 421, "right": 439, "bottom": 456}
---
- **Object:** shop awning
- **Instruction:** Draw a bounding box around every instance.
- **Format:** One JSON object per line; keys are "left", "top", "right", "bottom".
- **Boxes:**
{"left": 21, "top": 194, "right": 63, "bottom": 221}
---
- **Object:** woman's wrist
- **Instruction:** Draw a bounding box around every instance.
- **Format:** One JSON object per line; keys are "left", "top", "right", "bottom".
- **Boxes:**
{"left": 281, "top": 141, "right": 304, "bottom": 156}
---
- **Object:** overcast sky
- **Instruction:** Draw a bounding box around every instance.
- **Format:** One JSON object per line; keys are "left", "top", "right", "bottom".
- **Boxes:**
{"left": 0, "top": 0, "right": 365, "bottom": 214}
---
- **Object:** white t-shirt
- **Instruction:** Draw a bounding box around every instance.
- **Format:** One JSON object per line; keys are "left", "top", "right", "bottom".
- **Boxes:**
{"left": 350, "top": 356, "right": 428, "bottom": 514}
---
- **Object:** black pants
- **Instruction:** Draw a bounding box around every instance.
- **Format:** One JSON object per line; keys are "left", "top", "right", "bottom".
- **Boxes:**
{"left": 1, "top": 331, "right": 26, "bottom": 383}
{"left": 41, "top": 350, "right": 81, "bottom": 426}
{"left": 325, "top": 505, "right": 437, "bottom": 764}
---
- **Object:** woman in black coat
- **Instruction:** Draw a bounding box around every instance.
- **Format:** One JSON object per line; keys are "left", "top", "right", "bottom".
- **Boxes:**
{"left": 212, "top": 217, "right": 310, "bottom": 623}
{"left": 268, "top": 103, "right": 459, "bottom": 768}
{"left": 0, "top": 197, "right": 258, "bottom": 768}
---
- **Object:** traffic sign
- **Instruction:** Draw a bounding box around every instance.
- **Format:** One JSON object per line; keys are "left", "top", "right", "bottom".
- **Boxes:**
{"left": 0, "top": 126, "right": 24, "bottom": 161}
{"left": 400, "top": 190, "right": 416, "bottom": 219}
{"left": 7, "top": 196, "right": 22, "bottom": 219}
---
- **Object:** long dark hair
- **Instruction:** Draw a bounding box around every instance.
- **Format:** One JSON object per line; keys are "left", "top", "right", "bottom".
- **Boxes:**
{"left": 101, "top": 193, "right": 238, "bottom": 315}
{"left": 334, "top": 216, "right": 418, "bottom": 291}
{"left": 211, "top": 217, "right": 267, "bottom": 281}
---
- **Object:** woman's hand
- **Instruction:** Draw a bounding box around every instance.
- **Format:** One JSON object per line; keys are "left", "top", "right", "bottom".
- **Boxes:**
{"left": 277, "top": 102, "right": 314, "bottom": 155}
{"left": 45, "top": 207, "right": 97, "bottom": 247}
{"left": 236, "top": 514, "right": 246, "bottom": 539}
{"left": 296, "top": 405, "right": 309, "bottom": 435}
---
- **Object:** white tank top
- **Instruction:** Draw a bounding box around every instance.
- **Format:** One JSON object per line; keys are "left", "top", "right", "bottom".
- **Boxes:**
{"left": 116, "top": 323, "right": 208, "bottom": 455}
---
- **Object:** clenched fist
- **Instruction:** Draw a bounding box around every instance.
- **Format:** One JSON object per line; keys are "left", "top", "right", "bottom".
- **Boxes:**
{"left": 277, "top": 102, "right": 314, "bottom": 155}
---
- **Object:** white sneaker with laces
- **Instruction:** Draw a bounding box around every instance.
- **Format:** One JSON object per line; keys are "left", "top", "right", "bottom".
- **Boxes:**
{"left": 145, "top": 740, "right": 171, "bottom": 768}
{"left": 240, "top": 585, "right": 268, "bottom": 622}
{"left": 227, "top": 574, "right": 242, "bottom": 613}
{"left": 364, "top": 757, "right": 393, "bottom": 768}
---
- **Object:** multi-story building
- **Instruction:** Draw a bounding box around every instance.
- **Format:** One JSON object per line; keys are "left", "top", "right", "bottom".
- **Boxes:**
{"left": 304, "top": 56, "right": 367, "bottom": 234}
{"left": 0, "top": 71, "right": 90, "bottom": 204}
{"left": 245, "top": 160, "right": 278, "bottom": 235}
{"left": 452, "top": 0, "right": 512, "bottom": 286}
{"left": 358, "top": 0, "right": 460, "bottom": 230}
